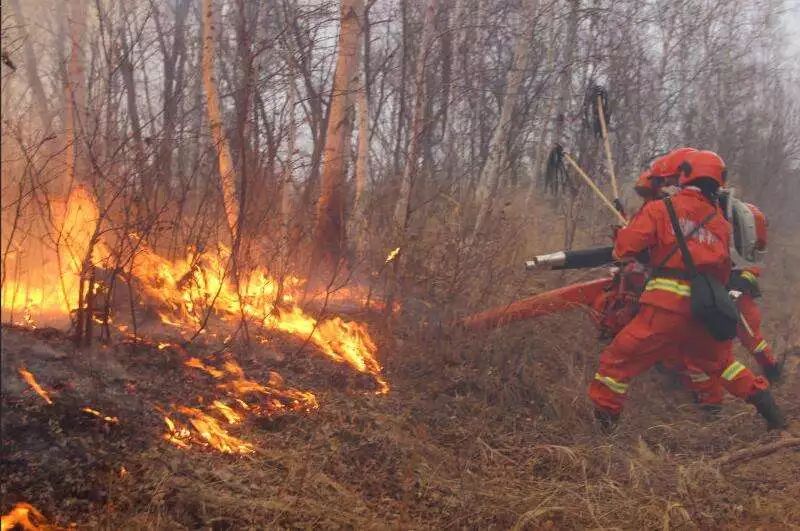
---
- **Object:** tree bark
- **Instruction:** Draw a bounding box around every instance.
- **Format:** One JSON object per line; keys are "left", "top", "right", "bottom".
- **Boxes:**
{"left": 202, "top": 0, "right": 240, "bottom": 239}
{"left": 154, "top": 0, "right": 191, "bottom": 186}
{"left": 63, "top": 0, "right": 88, "bottom": 192}
{"left": 554, "top": 0, "right": 579, "bottom": 146}
{"left": 312, "top": 0, "right": 364, "bottom": 272}
{"left": 119, "top": 24, "right": 147, "bottom": 177}
{"left": 8, "top": 0, "right": 52, "bottom": 131}
{"left": 472, "top": 0, "right": 538, "bottom": 239}
{"left": 351, "top": 2, "right": 373, "bottom": 257}
{"left": 393, "top": 0, "right": 438, "bottom": 232}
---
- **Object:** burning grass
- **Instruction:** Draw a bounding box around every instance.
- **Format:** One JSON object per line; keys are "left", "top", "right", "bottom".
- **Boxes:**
{"left": 3, "top": 188, "right": 388, "bottom": 392}
{"left": 2, "top": 189, "right": 799, "bottom": 528}
{"left": 17, "top": 368, "right": 53, "bottom": 405}
{"left": 2, "top": 318, "right": 798, "bottom": 528}
{"left": 128, "top": 239, "right": 388, "bottom": 392}
{"left": 0, "top": 502, "right": 52, "bottom": 531}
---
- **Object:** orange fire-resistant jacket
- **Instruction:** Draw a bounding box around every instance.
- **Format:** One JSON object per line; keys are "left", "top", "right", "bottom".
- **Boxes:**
{"left": 613, "top": 187, "right": 732, "bottom": 315}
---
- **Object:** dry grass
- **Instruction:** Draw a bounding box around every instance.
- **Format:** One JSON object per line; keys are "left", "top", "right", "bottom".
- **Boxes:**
{"left": 2, "top": 303, "right": 798, "bottom": 529}
{"left": 2, "top": 227, "right": 799, "bottom": 529}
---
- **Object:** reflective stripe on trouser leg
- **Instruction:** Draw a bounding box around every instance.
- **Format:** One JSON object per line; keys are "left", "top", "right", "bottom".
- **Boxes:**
{"left": 752, "top": 339, "right": 769, "bottom": 354}
{"left": 740, "top": 271, "right": 757, "bottom": 284}
{"left": 594, "top": 373, "right": 629, "bottom": 394}
{"left": 686, "top": 371, "right": 710, "bottom": 383}
{"left": 721, "top": 361, "right": 747, "bottom": 381}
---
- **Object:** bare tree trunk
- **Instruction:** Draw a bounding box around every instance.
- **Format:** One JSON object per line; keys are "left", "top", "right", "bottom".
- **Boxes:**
{"left": 393, "top": 0, "right": 437, "bottom": 231}
{"left": 278, "top": 65, "right": 297, "bottom": 272}
{"left": 440, "top": 0, "right": 466, "bottom": 152}
{"left": 154, "top": 0, "right": 191, "bottom": 188}
{"left": 472, "top": 0, "right": 538, "bottom": 239}
{"left": 119, "top": 23, "right": 147, "bottom": 182}
{"left": 392, "top": 0, "right": 409, "bottom": 177}
{"left": 8, "top": 0, "right": 52, "bottom": 130}
{"left": 354, "top": 73, "right": 370, "bottom": 210}
{"left": 526, "top": 19, "right": 560, "bottom": 207}
{"left": 312, "top": 0, "right": 364, "bottom": 273}
{"left": 202, "top": 0, "right": 240, "bottom": 239}
{"left": 63, "top": 0, "right": 88, "bottom": 192}
{"left": 351, "top": 2, "right": 373, "bottom": 257}
{"left": 554, "top": 0, "right": 579, "bottom": 147}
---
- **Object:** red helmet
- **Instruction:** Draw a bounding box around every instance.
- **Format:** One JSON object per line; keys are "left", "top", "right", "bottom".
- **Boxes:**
{"left": 745, "top": 202, "right": 768, "bottom": 251}
{"left": 679, "top": 150, "right": 726, "bottom": 187}
{"left": 633, "top": 169, "right": 655, "bottom": 198}
{"left": 651, "top": 147, "right": 697, "bottom": 180}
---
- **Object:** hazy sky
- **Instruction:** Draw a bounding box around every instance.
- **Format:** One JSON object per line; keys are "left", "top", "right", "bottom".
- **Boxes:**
{"left": 786, "top": 0, "right": 800, "bottom": 55}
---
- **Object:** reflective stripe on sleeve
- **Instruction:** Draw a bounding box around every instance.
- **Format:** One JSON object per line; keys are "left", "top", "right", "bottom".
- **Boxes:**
{"left": 721, "top": 361, "right": 747, "bottom": 381}
{"left": 753, "top": 339, "right": 769, "bottom": 353}
{"left": 594, "top": 373, "right": 629, "bottom": 394}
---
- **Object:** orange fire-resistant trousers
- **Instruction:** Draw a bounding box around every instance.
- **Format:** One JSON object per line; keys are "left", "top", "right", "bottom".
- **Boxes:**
{"left": 679, "top": 293, "right": 776, "bottom": 404}
{"left": 736, "top": 293, "right": 777, "bottom": 368}
{"left": 589, "top": 305, "right": 768, "bottom": 415}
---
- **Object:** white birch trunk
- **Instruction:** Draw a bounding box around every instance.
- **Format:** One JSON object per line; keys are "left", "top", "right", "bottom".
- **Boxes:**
{"left": 393, "top": 0, "right": 438, "bottom": 231}
{"left": 472, "top": 0, "right": 538, "bottom": 238}
{"left": 202, "top": 0, "right": 240, "bottom": 239}
{"left": 313, "top": 0, "right": 364, "bottom": 268}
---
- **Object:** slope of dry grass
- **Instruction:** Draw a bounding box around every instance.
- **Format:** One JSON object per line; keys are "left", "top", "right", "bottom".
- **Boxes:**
{"left": 2, "top": 297, "right": 798, "bottom": 529}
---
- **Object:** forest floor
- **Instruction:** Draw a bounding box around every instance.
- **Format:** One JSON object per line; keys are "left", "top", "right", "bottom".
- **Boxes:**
{"left": 2, "top": 298, "right": 799, "bottom": 530}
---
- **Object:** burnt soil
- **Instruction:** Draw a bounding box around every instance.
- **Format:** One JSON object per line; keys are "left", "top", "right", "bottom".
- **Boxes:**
{"left": 1, "top": 309, "right": 799, "bottom": 529}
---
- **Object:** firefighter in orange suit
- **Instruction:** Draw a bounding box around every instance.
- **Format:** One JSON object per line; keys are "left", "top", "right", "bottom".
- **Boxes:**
{"left": 589, "top": 150, "right": 785, "bottom": 431}
{"left": 728, "top": 203, "right": 780, "bottom": 380}
{"left": 633, "top": 147, "right": 697, "bottom": 202}
{"left": 687, "top": 201, "right": 781, "bottom": 406}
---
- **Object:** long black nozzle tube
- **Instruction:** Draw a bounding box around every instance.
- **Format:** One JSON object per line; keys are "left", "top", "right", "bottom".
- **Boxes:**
{"left": 553, "top": 246, "right": 614, "bottom": 270}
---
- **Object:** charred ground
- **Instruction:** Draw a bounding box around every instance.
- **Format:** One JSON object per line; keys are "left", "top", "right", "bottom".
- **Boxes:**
{"left": 2, "top": 302, "right": 798, "bottom": 529}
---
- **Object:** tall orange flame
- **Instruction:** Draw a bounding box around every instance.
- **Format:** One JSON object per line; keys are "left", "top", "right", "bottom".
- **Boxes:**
{"left": 2, "top": 187, "right": 108, "bottom": 326}
{"left": 3, "top": 188, "right": 388, "bottom": 393}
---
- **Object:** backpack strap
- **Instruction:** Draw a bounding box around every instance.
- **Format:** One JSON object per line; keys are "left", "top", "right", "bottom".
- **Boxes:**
{"left": 661, "top": 196, "right": 706, "bottom": 278}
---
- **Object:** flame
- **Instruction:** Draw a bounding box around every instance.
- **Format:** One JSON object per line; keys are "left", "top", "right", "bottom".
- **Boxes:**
{"left": 163, "top": 407, "right": 253, "bottom": 454}
{"left": 0, "top": 502, "right": 48, "bottom": 531}
{"left": 129, "top": 239, "right": 388, "bottom": 391}
{"left": 385, "top": 247, "right": 400, "bottom": 263}
{"left": 162, "top": 416, "right": 192, "bottom": 449}
{"left": 187, "top": 357, "right": 319, "bottom": 413}
{"left": 81, "top": 407, "right": 119, "bottom": 424}
{"left": 17, "top": 368, "right": 53, "bottom": 405}
{"left": 266, "top": 309, "right": 388, "bottom": 393}
{"left": 211, "top": 400, "right": 242, "bottom": 424}
{"left": 185, "top": 357, "right": 225, "bottom": 379}
{"left": 164, "top": 356, "right": 318, "bottom": 453}
{"left": 178, "top": 406, "right": 254, "bottom": 454}
{"left": 2, "top": 187, "right": 109, "bottom": 326}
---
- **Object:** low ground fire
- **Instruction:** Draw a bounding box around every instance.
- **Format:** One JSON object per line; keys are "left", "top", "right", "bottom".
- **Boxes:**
{"left": 3, "top": 0, "right": 800, "bottom": 527}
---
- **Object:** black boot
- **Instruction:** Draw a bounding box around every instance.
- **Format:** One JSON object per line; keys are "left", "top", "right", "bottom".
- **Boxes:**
{"left": 747, "top": 390, "right": 787, "bottom": 430}
{"left": 594, "top": 409, "right": 620, "bottom": 434}
{"left": 762, "top": 363, "right": 782, "bottom": 384}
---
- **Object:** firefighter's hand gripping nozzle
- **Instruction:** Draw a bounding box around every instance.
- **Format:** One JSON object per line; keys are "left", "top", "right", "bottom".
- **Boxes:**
{"left": 525, "top": 246, "right": 614, "bottom": 271}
